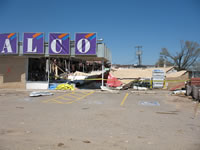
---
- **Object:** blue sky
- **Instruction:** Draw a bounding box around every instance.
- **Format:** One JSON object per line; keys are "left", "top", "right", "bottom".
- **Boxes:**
{"left": 0, "top": 0, "right": 199, "bottom": 65}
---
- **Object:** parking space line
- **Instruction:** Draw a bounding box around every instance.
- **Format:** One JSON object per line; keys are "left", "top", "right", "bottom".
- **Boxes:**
{"left": 65, "top": 91, "right": 95, "bottom": 104}
{"left": 59, "top": 97, "right": 73, "bottom": 101}
{"left": 65, "top": 94, "right": 80, "bottom": 98}
{"left": 79, "top": 91, "right": 92, "bottom": 94}
{"left": 72, "top": 92, "right": 87, "bottom": 96}
{"left": 120, "top": 93, "right": 129, "bottom": 106}
{"left": 51, "top": 99, "right": 65, "bottom": 104}
{"left": 42, "top": 91, "right": 94, "bottom": 104}
{"left": 43, "top": 92, "right": 74, "bottom": 103}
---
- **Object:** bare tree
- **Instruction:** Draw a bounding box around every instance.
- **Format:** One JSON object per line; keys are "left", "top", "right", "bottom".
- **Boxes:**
{"left": 155, "top": 56, "right": 173, "bottom": 67}
{"left": 190, "top": 61, "right": 200, "bottom": 71}
{"left": 160, "top": 41, "right": 200, "bottom": 71}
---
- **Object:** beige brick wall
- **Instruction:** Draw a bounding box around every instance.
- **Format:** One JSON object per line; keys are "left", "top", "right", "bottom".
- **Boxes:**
{"left": 0, "top": 57, "right": 27, "bottom": 89}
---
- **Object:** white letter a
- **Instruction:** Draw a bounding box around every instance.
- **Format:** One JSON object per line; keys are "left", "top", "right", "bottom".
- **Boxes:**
{"left": 1, "top": 39, "right": 13, "bottom": 53}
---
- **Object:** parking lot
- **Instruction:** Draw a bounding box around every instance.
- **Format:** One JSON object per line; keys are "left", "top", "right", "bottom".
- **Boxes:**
{"left": 0, "top": 89, "right": 200, "bottom": 150}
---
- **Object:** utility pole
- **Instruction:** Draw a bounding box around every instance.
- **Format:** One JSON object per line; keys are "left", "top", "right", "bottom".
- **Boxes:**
{"left": 135, "top": 46, "right": 142, "bottom": 66}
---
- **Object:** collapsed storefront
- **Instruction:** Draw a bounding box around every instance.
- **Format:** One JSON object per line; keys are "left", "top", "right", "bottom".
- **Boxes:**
{"left": 0, "top": 33, "right": 111, "bottom": 89}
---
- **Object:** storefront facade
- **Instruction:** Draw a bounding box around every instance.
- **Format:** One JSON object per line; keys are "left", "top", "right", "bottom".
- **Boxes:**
{"left": 0, "top": 32, "right": 111, "bottom": 89}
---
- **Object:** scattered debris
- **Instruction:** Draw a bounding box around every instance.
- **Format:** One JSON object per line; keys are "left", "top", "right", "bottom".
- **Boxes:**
{"left": 170, "top": 83, "right": 185, "bottom": 91}
{"left": 172, "top": 90, "right": 186, "bottom": 95}
{"left": 57, "top": 143, "right": 64, "bottom": 147}
{"left": 133, "top": 86, "right": 148, "bottom": 91}
{"left": 29, "top": 91, "right": 54, "bottom": 97}
{"left": 82, "top": 140, "right": 91, "bottom": 143}
{"left": 16, "top": 106, "right": 24, "bottom": 109}
{"left": 100, "top": 86, "right": 119, "bottom": 93}
{"left": 156, "top": 112, "right": 178, "bottom": 115}
{"left": 49, "top": 83, "right": 59, "bottom": 90}
{"left": 138, "top": 101, "right": 160, "bottom": 106}
{"left": 121, "top": 80, "right": 134, "bottom": 90}
{"left": 131, "top": 91, "right": 156, "bottom": 94}
{"left": 107, "top": 73, "right": 122, "bottom": 87}
{"left": 56, "top": 83, "right": 75, "bottom": 91}
{"left": 68, "top": 71, "right": 103, "bottom": 86}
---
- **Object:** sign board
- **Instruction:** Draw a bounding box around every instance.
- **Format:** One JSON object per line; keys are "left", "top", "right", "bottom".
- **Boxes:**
{"left": 75, "top": 33, "right": 96, "bottom": 55}
{"left": 0, "top": 32, "right": 99, "bottom": 56}
{"left": 0, "top": 33, "right": 18, "bottom": 54}
{"left": 49, "top": 33, "right": 70, "bottom": 55}
{"left": 105, "top": 68, "right": 110, "bottom": 71}
{"left": 23, "top": 33, "right": 44, "bottom": 54}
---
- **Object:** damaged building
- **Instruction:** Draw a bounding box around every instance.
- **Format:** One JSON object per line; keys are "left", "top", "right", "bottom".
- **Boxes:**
{"left": 0, "top": 33, "right": 111, "bottom": 89}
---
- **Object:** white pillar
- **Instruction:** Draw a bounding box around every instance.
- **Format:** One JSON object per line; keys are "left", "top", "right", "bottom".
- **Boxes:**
{"left": 47, "top": 58, "right": 50, "bottom": 88}
{"left": 68, "top": 58, "right": 71, "bottom": 73}
{"left": 102, "top": 60, "right": 104, "bottom": 87}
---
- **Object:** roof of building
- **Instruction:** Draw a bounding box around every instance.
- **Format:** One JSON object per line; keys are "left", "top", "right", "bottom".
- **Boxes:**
{"left": 166, "top": 70, "right": 187, "bottom": 78}
{"left": 110, "top": 67, "right": 186, "bottom": 79}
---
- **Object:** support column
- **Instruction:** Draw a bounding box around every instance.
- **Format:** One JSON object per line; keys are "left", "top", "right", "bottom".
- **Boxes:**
{"left": 102, "top": 60, "right": 104, "bottom": 87}
{"left": 47, "top": 58, "right": 50, "bottom": 88}
{"left": 68, "top": 58, "right": 71, "bottom": 73}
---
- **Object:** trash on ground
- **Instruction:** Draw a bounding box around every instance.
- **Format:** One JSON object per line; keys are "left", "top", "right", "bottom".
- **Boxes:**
{"left": 107, "top": 73, "right": 122, "bottom": 87}
{"left": 82, "top": 140, "right": 91, "bottom": 143}
{"left": 131, "top": 91, "right": 156, "bottom": 94}
{"left": 138, "top": 101, "right": 160, "bottom": 106}
{"left": 133, "top": 86, "right": 148, "bottom": 91}
{"left": 16, "top": 106, "right": 24, "bottom": 109}
{"left": 55, "top": 83, "right": 75, "bottom": 91}
{"left": 49, "top": 83, "right": 59, "bottom": 90}
{"left": 170, "top": 83, "right": 185, "bottom": 91}
{"left": 172, "top": 90, "right": 186, "bottom": 95}
{"left": 29, "top": 91, "right": 54, "bottom": 97}
{"left": 57, "top": 143, "right": 64, "bottom": 147}
{"left": 156, "top": 112, "right": 177, "bottom": 115}
{"left": 82, "top": 107, "right": 89, "bottom": 110}
{"left": 100, "top": 86, "right": 119, "bottom": 93}
{"left": 121, "top": 80, "right": 134, "bottom": 90}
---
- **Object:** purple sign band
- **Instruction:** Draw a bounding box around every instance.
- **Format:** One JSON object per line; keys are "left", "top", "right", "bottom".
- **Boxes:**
{"left": 75, "top": 33, "right": 96, "bottom": 55}
{"left": 23, "top": 33, "right": 44, "bottom": 54}
{"left": 49, "top": 33, "right": 70, "bottom": 55}
{"left": 0, "top": 33, "right": 18, "bottom": 54}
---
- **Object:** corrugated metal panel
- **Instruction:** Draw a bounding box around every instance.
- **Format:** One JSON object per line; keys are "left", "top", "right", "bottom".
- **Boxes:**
{"left": 192, "top": 86, "right": 200, "bottom": 100}
{"left": 186, "top": 85, "right": 192, "bottom": 96}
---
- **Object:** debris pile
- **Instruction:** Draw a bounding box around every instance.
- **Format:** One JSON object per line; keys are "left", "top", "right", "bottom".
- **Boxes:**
{"left": 55, "top": 83, "right": 75, "bottom": 91}
{"left": 29, "top": 91, "right": 54, "bottom": 97}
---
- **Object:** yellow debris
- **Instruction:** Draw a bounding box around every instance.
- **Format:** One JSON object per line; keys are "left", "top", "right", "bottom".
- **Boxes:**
{"left": 55, "top": 83, "right": 75, "bottom": 91}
